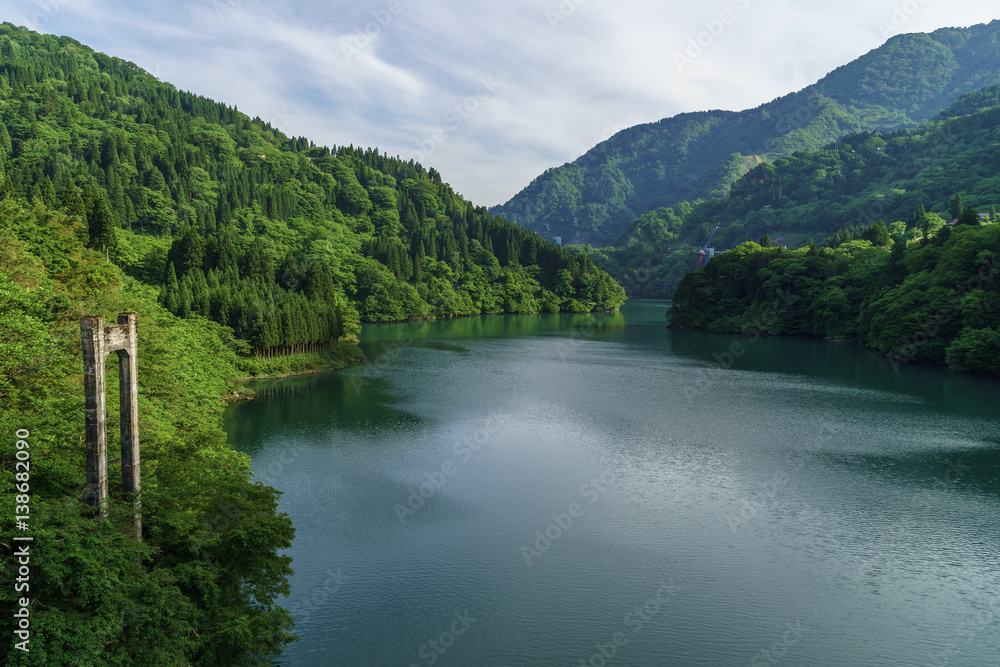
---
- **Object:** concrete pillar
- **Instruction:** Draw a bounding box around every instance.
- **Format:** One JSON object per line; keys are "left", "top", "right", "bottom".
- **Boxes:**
{"left": 116, "top": 314, "right": 141, "bottom": 542}
{"left": 80, "top": 317, "right": 108, "bottom": 511}
{"left": 81, "top": 313, "right": 141, "bottom": 541}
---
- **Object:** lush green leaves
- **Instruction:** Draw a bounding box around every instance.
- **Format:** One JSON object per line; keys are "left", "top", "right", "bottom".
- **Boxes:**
{"left": 668, "top": 224, "right": 1000, "bottom": 376}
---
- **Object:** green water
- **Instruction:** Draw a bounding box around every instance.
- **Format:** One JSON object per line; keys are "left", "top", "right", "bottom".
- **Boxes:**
{"left": 224, "top": 300, "right": 1000, "bottom": 666}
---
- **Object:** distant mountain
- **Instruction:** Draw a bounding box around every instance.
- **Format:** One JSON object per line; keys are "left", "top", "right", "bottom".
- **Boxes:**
{"left": 575, "top": 83, "right": 1000, "bottom": 300}
{"left": 492, "top": 20, "right": 1000, "bottom": 246}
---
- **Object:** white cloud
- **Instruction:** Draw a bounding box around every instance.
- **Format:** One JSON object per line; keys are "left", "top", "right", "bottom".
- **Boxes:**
{"left": 7, "top": 0, "right": 999, "bottom": 206}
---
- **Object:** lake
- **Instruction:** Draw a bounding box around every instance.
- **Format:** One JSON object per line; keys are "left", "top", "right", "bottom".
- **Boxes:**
{"left": 223, "top": 300, "right": 1000, "bottom": 666}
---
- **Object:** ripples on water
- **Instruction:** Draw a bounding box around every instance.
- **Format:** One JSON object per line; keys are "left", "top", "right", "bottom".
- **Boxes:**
{"left": 225, "top": 301, "right": 1000, "bottom": 666}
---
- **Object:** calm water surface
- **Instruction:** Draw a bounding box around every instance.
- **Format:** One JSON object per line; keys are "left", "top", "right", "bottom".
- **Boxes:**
{"left": 223, "top": 300, "right": 1000, "bottom": 666}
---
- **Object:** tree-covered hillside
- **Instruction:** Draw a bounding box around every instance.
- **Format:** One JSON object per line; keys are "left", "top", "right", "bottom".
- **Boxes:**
{"left": 0, "top": 23, "right": 625, "bottom": 361}
{"left": 667, "top": 220, "right": 1000, "bottom": 376}
{"left": 574, "top": 83, "right": 1000, "bottom": 299}
{"left": 493, "top": 20, "right": 1000, "bottom": 246}
{"left": 0, "top": 195, "right": 317, "bottom": 663}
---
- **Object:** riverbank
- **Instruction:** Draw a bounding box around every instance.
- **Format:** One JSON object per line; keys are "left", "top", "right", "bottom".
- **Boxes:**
{"left": 223, "top": 340, "right": 366, "bottom": 402}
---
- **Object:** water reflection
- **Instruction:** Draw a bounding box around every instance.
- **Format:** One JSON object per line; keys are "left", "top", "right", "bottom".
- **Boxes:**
{"left": 224, "top": 299, "right": 1000, "bottom": 667}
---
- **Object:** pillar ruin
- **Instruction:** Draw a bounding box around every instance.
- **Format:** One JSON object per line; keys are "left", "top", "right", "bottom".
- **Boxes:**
{"left": 80, "top": 313, "right": 141, "bottom": 542}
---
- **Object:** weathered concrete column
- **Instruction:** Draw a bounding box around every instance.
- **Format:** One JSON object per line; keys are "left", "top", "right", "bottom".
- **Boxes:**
{"left": 81, "top": 313, "right": 142, "bottom": 541}
{"left": 80, "top": 316, "right": 108, "bottom": 511}
{"left": 115, "top": 314, "right": 141, "bottom": 542}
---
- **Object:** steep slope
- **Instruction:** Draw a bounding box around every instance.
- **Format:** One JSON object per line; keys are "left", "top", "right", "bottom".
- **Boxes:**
{"left": 0, "top": 199, "right": 300, "bottom": 662}
{"left": 493, "top": 20, "right": 1000, "bottom": 246}
{"left": 0, "top": 23, "right": 626, "bottom": 362}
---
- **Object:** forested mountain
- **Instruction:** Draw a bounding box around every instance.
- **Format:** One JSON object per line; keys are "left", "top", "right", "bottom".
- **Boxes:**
{"left": 493, "top": 20, "right": 1000, "bottom": 246}
{"left": 0, "top": 23, "right": 625, "bottom": 360}
{"left": 574, "top": 83, "right": 1000, "bottom": 299}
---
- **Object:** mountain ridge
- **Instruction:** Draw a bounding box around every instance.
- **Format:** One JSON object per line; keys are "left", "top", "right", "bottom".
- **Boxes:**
{"left": 575, "top": 81, "right": 1000, "bottom": 300}
{"left": 492, "top": 20, "right": 1000, "bottom": 246}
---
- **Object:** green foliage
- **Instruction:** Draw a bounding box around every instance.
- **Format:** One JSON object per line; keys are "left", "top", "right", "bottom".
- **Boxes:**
{"left": 495, "top": 21, "right": 1000, "bottom": 246}
{"left": 668, "top": 224, "right": 1000, "bottom": 376}
{"left": 588, "top": 80, "right": 1000, "bottom": 298}
{"left": 0, "top": 23, "right": 625, "bottom": 363}
{"left": 0, "top": 198, "right": 296, "bottom": 664}
{"left": 0, "top": 25, "right": 626, "bottom": 663}
{"left": 945, "top": 327, "right": 1000, "bottom": 375}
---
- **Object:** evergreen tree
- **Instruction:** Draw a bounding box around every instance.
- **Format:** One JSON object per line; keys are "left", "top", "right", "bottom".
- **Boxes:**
{"left": 0, "top": 121, "right": 11, "bottom": 155}
{"left": 862, "top": 220, "right": 891, "bottom": 246}
{"left": 164, "top": 262, "right": 181, "bottom": 313}
{"left": 957, "top": 207, "right": 980, "bottom": 226}
{"left": 950, "top": 193, "right": 964, "bottom": 220}
{"left": 88, "top": 196, "right": 118, "bottom": 255}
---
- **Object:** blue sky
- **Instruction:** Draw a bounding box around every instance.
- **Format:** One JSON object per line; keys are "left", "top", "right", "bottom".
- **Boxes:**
{"left": 3, "top": 0, "right": 999, "bottom": 206}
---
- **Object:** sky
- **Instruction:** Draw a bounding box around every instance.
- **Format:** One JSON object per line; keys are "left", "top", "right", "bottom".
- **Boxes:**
{"left": 3, "top": 0, "right": 998, "bottom": 206}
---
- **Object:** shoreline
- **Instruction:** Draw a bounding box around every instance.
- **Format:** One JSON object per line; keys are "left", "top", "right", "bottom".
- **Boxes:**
{"left": 223, "top": 341, "right": 367, "bottom": 402}
{"left": 223, "top": 305, "right": 628, "bottom": 402}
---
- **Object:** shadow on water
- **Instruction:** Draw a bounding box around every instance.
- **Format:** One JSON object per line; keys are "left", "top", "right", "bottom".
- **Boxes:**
{"left": 824, "top": 441, "right": 1000, "bottom": 500}
{"left": 226, "top": 309, "right": 636, "bottom": 455}
{"left": 666, "top": 327, "right": 1000, "bottom": 418}
{"left": 358, "top": 310, "right": 628, "bottom": 362}
{"left": 223, "top": 371, "right": 422, "bottom": 458}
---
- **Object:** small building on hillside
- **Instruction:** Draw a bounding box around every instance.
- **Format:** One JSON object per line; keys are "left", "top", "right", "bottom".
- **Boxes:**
{"left": 552, "top": 236, "right": 563, "bottom": 246}
{"left": 695, "top": 247, "right": 718, "bottom": 270}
